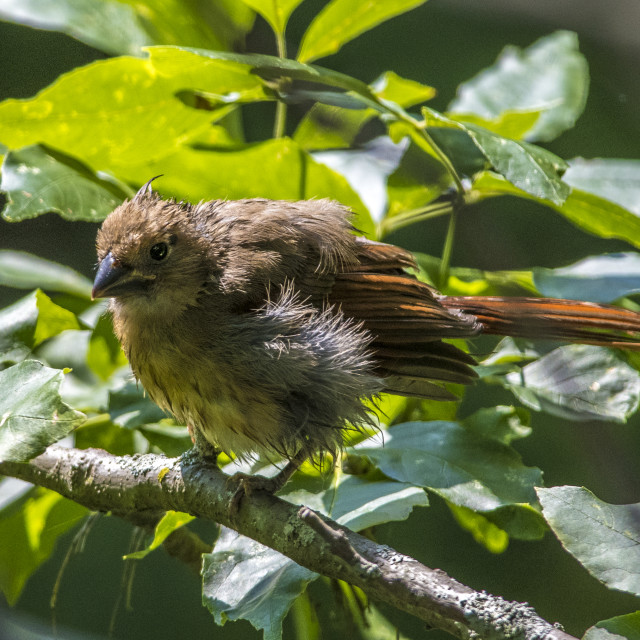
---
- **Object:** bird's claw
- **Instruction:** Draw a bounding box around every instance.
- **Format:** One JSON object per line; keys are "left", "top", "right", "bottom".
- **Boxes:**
{"left": 226, "top": 472, "right": 283, "bottom": 519}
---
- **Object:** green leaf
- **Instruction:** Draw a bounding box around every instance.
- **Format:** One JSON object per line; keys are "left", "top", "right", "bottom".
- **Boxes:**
{"left": 371, "top": 70, "right": 436, "bottom": 107}
{"left": 449, "top": 109, "right": 543, "bottom": 141}
{"left": 34, "top": 325, "right": 122, "bottom": 413}
{"left": 534, "top": 253, "right": 640, "bottom": 303}
{"left": 462, "top": 406, "right": 531, "bottom": 445}
{"left": 297, "top": 0, "right": 428, "bottom": 63}
{"left": 448, "top": 503, "right": 509, "bottom": 554}
{"left": 138, "top": 423, "right": 192, "bottom": 457}
{"left": 386, "top": 141, "right": 453, "bottom": 219}
{"left": 538, "top": 486, "right": 640, "bottom": 596}
{"left": 1, "top": 144, "right": 128, "bottom": 222}
{"left": 354, "top": 421, "right": 544, "bottom": 537}
{"left": 448, "top": 31, "right": 589, "bottom": 142}
{"left": 504, "top": 345, "right": 640, "bottom": 423}
{"left": 203, "top": 526, "right": 316, "bottom": 640}
{"left": 587, "top": 612, "right": 640, "bottom": 640}
{"left": 203, "top": 468, "right": 427, "bottom": 639}
{"left": 125, "top": 511, "right": 195, "bottom": 560}
{"left": 75, "top": 417, "right": 145, "bottom": 456}
{"left": 86, "top": 314, "right": 127, "bottom": 381}
{"left": 238, "top": 0, "right": 303, "bottom": 34}
{"left": 0, "top": 290, "right": 82, "bottom": 366}
{"left": 293, "top": 104, "right": 369, "bottom": 150}
{"left": 280, "top": 471, "right": 429, "bottom": 530}
{"left": 0, "top": 0, "right": 254, "bottom": 56}
{"left": 0, "top": 49, "right": 267, "bottom": 174}
{"left": 0, "top": 251, "right": 93, "bottom": 298}
{"left": 108, "top": 380, "right": 168, "bottom": 429}
{"left": 461, "top": 122, "right": 569, "bottom": 205}
{"left": 293, "top": 71, "right": 434, "bottom": 152}
{"left": 472, "top": 171, "right": 640, "bottom": 250}
{"left": 174, "top": 48, "right": 376, "bottom": 100}
{"left": 0, "top": 487, "right": 87, "bottom": 605}
{"left": 564, "top": 158, "right": 640, "bottom": 216}
{"left": 0, "top": 360, "right": 85, "bottom": 462}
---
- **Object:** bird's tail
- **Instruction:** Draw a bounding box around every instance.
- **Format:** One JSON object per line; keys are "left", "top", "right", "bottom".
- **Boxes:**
{"left": 439, "top": 296, "right": 640, "bottom": 350}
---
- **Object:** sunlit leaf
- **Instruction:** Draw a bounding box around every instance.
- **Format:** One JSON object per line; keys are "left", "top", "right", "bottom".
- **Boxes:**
{"left": 472, "top": 171, "right": 640, "bottom": 249}
{"left": 534, "top": 253, "right": 640, "bottom": 303}
{"left": 126, "top": 511, "right": 195, "bottom": 560}
{"left": 238, "top": 0, "right": 303, "bottom": 34}
{"left": 449, "top": 109, "right": 543, "bottom": 141}
{"left": 504, "top": 345, "right": 640, "bottom": 423}
{"left": 0, "top": 251, "right": 92, "bottom": 298}
{"left": 448, "top": 31, "right": 588, "bottom": 142}
{"left": 0, "top": 0, "right": 253, "bottom": 56}
{"left": 0, "top": 290, "right": 82, "bottom": 366}
{"left": 0, "top": 49, "right": 267, "bottom": 174}
{"left": 86, "top": 314, "right": 127, "bottom": 381}
{"left": 371, "top": 70, "right": 436, "bottom": 107}
{"left": 0, "top": 360, "right": 85, "bottom": 462}
{"left": 448, "top": 503, "right": 509, "bottom": 553}
{"left": 564, "top": 158, "right": 640, "bottom": 216}
{"left": 175, "top": 48, "right": 376, "bottom": 100}
{"left": 1, "top": 144, "right": 128, "bottom": 222}
{"left": 298, "top": 0, "right": 427, "bottom": 63}
{"left": 0, "top": 488, "right": 87, "bottom": 605}
{"left": 538, "top": 486, "right": 640, "bottom": 596}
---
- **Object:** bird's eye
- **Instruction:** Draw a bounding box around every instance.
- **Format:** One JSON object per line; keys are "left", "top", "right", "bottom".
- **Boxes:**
{"left": 149, "top": 242, "right": 169, "bottom": 261}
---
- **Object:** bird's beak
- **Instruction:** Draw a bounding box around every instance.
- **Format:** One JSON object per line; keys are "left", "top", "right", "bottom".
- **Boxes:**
{"left": 92, "top": 252, "right": 145, "bottom": 299}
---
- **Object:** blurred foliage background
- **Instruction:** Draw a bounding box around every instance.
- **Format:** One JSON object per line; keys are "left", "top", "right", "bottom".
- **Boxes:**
{"left": 1, "top": 1, "right": 639, "bottom": 638}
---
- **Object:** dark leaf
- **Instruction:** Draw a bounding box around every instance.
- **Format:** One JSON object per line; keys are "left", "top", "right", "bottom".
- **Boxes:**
{"left": 538, "top": 486, "right": 640, "bottom": 596}
{"left": 503, "top": 345, "right": 640, "bottom": 423}
{"left": 0, "top": 360, "right": 85, "bottom": 462}
{"left": 1, "top": 144, "right": 128, "bottom": 222}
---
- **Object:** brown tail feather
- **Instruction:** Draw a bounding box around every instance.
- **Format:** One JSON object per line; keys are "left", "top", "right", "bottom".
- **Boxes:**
{"left": 440, "top": 296, "right": 640, "bottom": 350}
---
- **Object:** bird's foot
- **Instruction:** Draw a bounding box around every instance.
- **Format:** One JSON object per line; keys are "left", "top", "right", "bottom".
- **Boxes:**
{"left": 226, "top": 459, "right": 301, "bottom": 518}
{"left": 188, "top": 425, "right": 220, "bottom": 464}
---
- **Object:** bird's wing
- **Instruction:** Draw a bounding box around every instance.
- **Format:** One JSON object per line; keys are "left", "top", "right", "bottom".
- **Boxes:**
{"left": 328, "top": 238, "right": 480, "bottom": 400}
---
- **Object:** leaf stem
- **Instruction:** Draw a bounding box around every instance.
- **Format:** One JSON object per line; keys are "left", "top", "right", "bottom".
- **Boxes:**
{"left": 378, "top": 201, "right": 454, "bottom": 237}
{"left": 439, "top": 207, "right": 457, "bottom": 289}
{"left": 273, "top": 30, "right": 288, "bottom": 139}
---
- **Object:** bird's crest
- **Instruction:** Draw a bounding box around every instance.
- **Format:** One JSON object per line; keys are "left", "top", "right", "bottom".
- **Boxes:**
{"left": 135, "top": 175, "right": 163, "bottom": 200}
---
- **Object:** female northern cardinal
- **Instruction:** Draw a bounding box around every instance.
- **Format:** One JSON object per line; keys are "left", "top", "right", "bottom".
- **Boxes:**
{"left": 92, "top": 181, "right": 640, "bottom": 491}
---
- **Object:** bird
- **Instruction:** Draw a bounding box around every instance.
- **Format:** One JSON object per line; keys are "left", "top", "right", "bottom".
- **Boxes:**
{"left": 92, "top": 178, "right": 640, "bottom": 493}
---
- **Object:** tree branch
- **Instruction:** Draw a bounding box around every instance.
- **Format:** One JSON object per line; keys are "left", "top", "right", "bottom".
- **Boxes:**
{"left": 0, "top": 446, "right": 576, "bottom": 640}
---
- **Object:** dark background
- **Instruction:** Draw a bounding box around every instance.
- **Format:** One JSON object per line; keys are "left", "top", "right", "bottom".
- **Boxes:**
{"left": 1, "top": 1, "right": 639, "bottom": 638}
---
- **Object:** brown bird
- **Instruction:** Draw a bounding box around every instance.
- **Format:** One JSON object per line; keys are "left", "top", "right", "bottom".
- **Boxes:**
{"left": 92, "top": 180, "right": 640, "bottom": 492}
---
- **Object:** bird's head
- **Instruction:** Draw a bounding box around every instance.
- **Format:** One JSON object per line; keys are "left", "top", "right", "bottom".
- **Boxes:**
{"left": 93, "top": 179, "right": 210, "bottom": 318}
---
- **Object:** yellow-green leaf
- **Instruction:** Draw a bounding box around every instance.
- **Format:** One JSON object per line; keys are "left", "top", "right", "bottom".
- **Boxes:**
{"left": 298, "top": 0, "right": 428, "bottom": 63}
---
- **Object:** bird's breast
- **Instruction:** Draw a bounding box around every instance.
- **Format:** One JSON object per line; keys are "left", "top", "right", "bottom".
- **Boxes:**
{"left": 129, "top": 334, "right": 285, "bottom": 458}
